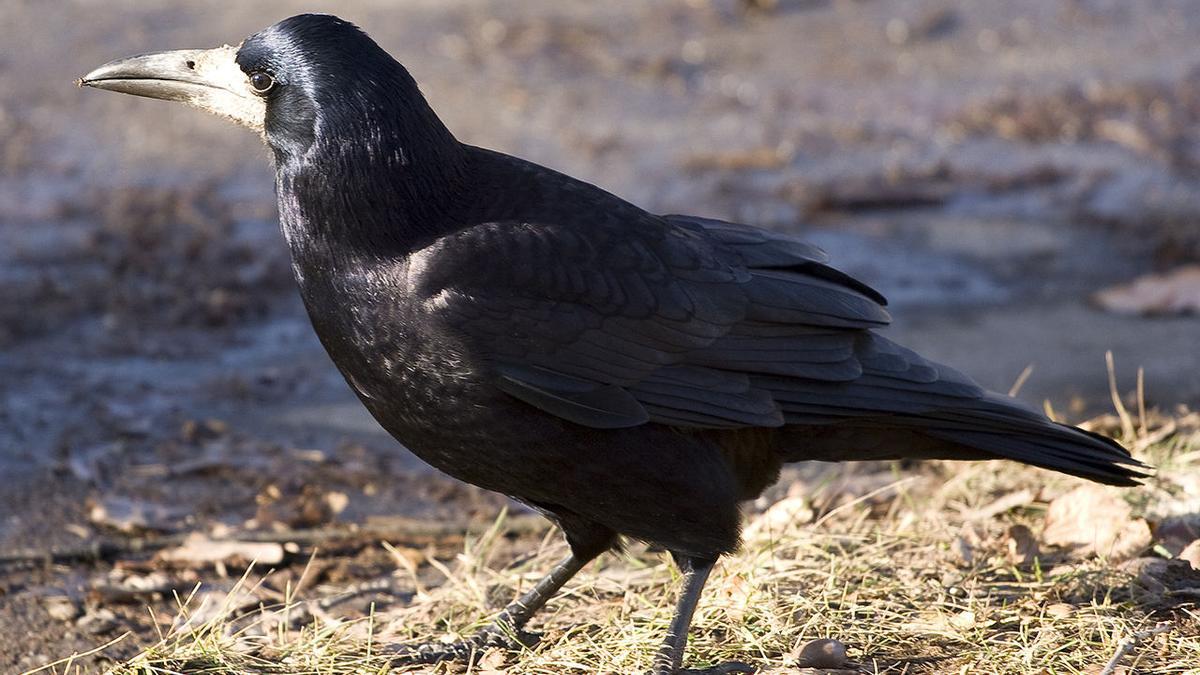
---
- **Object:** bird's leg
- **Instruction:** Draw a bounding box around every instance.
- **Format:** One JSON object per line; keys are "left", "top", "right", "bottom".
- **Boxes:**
{"left": 392, "top": 518, "right": 615, "bottom": 666}
{"left": 474, "top": 551, "right": 590, "bottom": 646}
{"left": 652, "top": 554, "right": 717, "bottom": 675}
{"left": 391, "top": 552, "right": 587, "bottom": 664}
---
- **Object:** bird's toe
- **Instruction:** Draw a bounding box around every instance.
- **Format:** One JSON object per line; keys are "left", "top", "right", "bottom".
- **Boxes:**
{"left": 387, "top": 639, "right": 472, "bottom": 666}
{"left": 476, "top": 623, "right": 542, "bottom": 651}
{"left": 389, "top": 624, "right": 540, "bottom": 666}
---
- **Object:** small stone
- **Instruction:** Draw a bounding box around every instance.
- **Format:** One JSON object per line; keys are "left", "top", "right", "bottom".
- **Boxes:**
{"left": 43, "top": 596, "right": 80, "bottom": 622}
{"left": 885, "top": 19, "right": 910, "bottom": 46}
{"left": 793, "top": 638, "right": 848, "bottom": 669}
{"left": 76, "top": 607, "right": 118, "bottom": 634}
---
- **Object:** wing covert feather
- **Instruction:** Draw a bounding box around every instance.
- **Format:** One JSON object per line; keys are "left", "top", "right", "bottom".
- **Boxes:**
{"left": 414, "top": 214, "right": 950, "bottom": 430}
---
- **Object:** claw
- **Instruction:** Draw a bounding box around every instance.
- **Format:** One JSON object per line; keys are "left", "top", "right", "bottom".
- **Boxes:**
{"left": 478, "top": 623, "right": 542, "bottom": 651}
{"left": 389, "top": 624, "right": 541, "bottom": 666}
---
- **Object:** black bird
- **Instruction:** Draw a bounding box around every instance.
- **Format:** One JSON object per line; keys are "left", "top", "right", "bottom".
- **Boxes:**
{"left": 81, "top": 14, "right": 1146, "bottom": 674}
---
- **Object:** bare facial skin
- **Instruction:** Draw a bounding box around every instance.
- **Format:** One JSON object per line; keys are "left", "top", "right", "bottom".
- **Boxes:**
{"left": 80, "top": 45, "right": 266, "bottom": 134}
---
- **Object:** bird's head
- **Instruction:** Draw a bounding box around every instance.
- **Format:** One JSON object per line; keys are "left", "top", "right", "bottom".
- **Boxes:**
{"left": 80, "top": 14, "right": 451, "bottom": 164}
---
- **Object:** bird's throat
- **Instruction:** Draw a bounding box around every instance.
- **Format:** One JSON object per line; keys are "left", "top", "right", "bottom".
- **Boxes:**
{"left": 274, "top": 133, "right": 468, "bottom": 262}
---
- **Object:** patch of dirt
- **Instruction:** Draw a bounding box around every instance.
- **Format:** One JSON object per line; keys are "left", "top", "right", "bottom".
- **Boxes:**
{"left": 951, "top": 68, "right": 1200, "bottom": 265}
{"left": 0, "top": 182, "right": 291, "bottom": 351}
{"left": 953, "top": 68, "right": 1200, "bottom": 171}
{"left": 0, "top": 414, "right": 518, "bottom": 673}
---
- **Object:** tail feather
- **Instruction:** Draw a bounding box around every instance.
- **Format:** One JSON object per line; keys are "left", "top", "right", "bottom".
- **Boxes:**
{"left": 920, "top": 427, "right": 1144, "bottom": 486}
{"left": 910, "top": 396, "right": 1148, "bottom": 486}
{"left": 780, "top": 394, "right": 1151, "bottom": 487}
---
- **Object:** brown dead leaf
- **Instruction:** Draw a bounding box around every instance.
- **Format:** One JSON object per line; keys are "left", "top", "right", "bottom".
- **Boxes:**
{"left": 743, "top": 496, "right": 814, "bottom": 539}
{"left": 75, "top": 607, "right": 118, "bottom": 635}
{"left": 902, "top": 609, "right": 992, "bottom": 634}
{"left": 475, "top": 648, "right": 510, "bottom": 674}
{"left": 253, "top": 483, "right": 343, "bottom": 528}
{"left": 158, "top": 532, "right": 286, "bottom": 566}
{"left": 962, "top": 489, "right": 1035, "bottom": 521}
{"left": 92, "top": 571, "right": 176, "bottom": 603}
{"left": 325, "top": 490, "right": 350, "bottom": 516}
{"left": 1045, "top": 602, "right": 1075, "bottom": 619}
{"left": 1180, "top": 540, "right": 1200, "bottom": 571}
{"left": 475, "top": 650, "right": 506, "bottom": 668}
{"left": 717, "top": 573, "right": 755, "bottom": 624}
{"left": 1043, "top": 485, "right": 1151, "bottom": 560}
{"left": 87, "top": 496, "right": 185, "bottom": 533}
{"left": 1093, "top": 265, "right": 1200, "bottom": 316}
{"left": 1005, "top": 524, "right": 1040, "bottom": 566}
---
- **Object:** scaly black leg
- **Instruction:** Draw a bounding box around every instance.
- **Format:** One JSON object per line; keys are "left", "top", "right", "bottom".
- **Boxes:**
{"left": 652, "top": 554, "right": 755, "bottom": 675}
{"left": 391, "top": 515, "right": 615, "bottom": 667}
{"left": 652, "top": 554, "right": 715, "bottom": 674}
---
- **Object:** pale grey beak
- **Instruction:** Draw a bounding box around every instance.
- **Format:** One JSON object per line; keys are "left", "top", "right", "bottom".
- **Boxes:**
{"left": 80, "top": 46, "right": 266, "bottom": 133}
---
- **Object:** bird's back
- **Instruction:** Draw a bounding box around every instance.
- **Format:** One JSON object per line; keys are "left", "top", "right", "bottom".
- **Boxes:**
{"left": 428, "top": 148, "right": 1145, "bottom": 488}
{"left": 276, "top": 140, "right": 1143, "bottom": 558}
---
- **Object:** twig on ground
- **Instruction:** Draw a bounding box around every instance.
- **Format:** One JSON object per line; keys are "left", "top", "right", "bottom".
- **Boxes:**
{"left": 0, "top": 515, "right": 548, "bottom": 569}
{"left": 1099, "top": 622, "right": 1172, "bottom": 675}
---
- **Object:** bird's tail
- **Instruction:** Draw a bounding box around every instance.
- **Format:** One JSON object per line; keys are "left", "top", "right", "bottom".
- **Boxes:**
{"left": 782, "top": 393, "right": 1149, "bottom": 487}
{"left": 900, "top": 393, "right": 1147, "bottom": 486}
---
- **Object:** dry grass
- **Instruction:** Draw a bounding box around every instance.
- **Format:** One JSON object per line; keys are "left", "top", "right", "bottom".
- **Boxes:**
{"left": 36, "top": 408, "right": 1200, "bottom": 675}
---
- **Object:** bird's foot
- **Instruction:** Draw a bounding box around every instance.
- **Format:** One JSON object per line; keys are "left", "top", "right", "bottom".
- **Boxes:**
{"left": 389, "top": 622, "right": 541, "bottom": 666}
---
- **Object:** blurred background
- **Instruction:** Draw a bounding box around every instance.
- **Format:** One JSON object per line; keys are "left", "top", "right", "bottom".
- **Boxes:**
{"left": 2, "top": 0, "right": 1199, "bottom": 667}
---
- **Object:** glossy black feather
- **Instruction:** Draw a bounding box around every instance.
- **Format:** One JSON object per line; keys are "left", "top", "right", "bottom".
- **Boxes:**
{"left": 233, "top": 14, "right": 1145, "bottom": 562}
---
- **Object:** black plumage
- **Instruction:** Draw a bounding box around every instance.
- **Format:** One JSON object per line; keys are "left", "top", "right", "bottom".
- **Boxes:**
{"left": 81, "top": 14, "right": 1147, "bottom": 674}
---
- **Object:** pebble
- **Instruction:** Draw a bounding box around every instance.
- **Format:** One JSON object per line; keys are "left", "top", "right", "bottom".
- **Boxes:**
{"left": 793, "top": 638, "right": 848, "bottom": 669}
{"left": 43, "top": 596, "right": 79, "bottom": 622}
{"left": 76, "top": 607, "right": 118, "bottom": 635}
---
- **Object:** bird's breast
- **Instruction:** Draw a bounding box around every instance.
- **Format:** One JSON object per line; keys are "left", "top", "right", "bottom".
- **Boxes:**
{"left": 290, "top": 259, "right": 563, "bottom": 485}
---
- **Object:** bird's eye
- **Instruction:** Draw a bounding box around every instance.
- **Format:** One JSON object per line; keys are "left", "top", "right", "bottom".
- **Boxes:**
{"left": 249, "top": 72, "right": 275, "bottom": 94}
